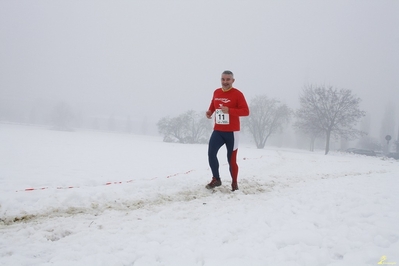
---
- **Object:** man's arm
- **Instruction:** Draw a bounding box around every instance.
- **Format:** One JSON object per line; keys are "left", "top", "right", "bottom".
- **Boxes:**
{"left": 206, "top": 92, "right": 216, "bottom": 118}
{"left": 228, "top": 92, "right": 249, "bottom": 117}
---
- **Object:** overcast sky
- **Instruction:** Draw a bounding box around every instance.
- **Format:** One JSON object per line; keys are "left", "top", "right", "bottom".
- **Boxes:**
{"left": 1, "top": 0, "right": 398, "bottom": 131}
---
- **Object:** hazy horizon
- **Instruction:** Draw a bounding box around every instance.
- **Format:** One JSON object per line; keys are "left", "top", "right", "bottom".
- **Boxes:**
{"left": 1, "top": 1, "right": 398, "bottom": 139}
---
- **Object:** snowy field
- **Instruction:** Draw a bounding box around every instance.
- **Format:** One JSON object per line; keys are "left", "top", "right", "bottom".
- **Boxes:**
{"left": 1, "top": 124, "right": 398, "bottom": 266}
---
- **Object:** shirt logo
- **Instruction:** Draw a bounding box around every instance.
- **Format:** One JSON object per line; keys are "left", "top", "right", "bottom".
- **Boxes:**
{"left": 215, "top": 98, "right": 231, "bottom": 104}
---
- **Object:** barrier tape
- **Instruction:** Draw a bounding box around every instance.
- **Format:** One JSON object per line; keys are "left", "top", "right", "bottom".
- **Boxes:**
{"left": 16, "top": 155, "right": 264, "bottom": 193}
{"left": 243, "top": 155, "right": 264, "bottom": 160}
{"left": 16, "top": 170, "right": 194, "bottom": 192}
{"left": 20, "top": 186, "right": 80, "bottom": 192}
{"left": 166, "top": 170, "right": 193, "bottom": 178}
{"left": 105, "top": 180, "right": 133, "bottom": 185}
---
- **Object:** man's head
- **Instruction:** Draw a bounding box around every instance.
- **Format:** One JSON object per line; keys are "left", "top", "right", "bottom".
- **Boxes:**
{"left": 221, "top": 70, "right": 235, "bottom": 91}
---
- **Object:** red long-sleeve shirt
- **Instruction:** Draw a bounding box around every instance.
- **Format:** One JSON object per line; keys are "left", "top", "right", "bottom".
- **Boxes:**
{"left": 208, "top": 87, "right": 249, "bottom": 132}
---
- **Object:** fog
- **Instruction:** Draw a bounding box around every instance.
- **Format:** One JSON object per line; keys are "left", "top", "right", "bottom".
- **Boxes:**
{"left": 1, "top": 1, "right": 398, "bottom": 138}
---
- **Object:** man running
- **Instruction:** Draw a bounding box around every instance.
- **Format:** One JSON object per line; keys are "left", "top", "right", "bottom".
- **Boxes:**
{"left": 205, "top": 70, "right": 250, "bottom": 191}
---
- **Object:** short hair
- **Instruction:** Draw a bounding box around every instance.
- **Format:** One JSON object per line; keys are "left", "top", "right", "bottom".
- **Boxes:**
{"left": 222, "top": 70, "right": 234, "bottom": 77}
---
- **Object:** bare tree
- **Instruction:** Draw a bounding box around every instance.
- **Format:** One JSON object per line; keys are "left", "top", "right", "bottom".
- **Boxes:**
{"left": 125, "top": 115, "right": 133, "bottom": 133}
{"left": 243, "top": 95, "right": 292, "bottom": 149}
{"left": 157, "top": 115, "right": 185, "bottom": 143}
{"left": 182, "top": 110, "right": 212, "bottom": 144}
{"left": 92, "top": 117, "right": 100, "bottom": 130}
{"left": 294, "top": 115, "right": 324, "bottom": 151}
{"left": 108, "top": 114, "right": 116, "bottom": 131}
{"left": 157, "top": 110, "right": 212, "bottom": 143}
{"left": 295, "top": 85, "right": 365, "bottom": 155}
{"left": 51, "top": 101, "right": 74, "bottom": 131}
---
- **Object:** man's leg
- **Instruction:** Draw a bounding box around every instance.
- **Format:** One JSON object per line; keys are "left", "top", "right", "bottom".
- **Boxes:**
{"left": 208, "top": 131, "right": 225, "bottom": 179}
{"left": 225, "top": 131, "right": 240, "bottom": 191}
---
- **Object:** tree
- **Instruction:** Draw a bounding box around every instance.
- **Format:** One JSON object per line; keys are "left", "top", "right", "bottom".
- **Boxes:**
{"left": 51, "top": 101, "right": 74, "bottom": 131}
{"left": 157, "top": 115, "right": 186, "bottom": 143}
{"left": 243, "top": 95, "right": 292, "bottom": 149}
{"left": 108, "top": 114, "right": 116, "bottom": 131}
{"left": 294, "top": 105, "right": 326, "bottom": 151}
{"left": 92, "top": 117, "right": 100, "bottom": 130}
{"left": 182, "top": 110, "right": 212, "bottom": 144}
{"left": 29, "top": 106, "right": 37, "bottom": 125}
{"left": 295, "top": 85, "right": 365, "bottom": 155}
{"left": 125, "top": 115, "right": 133, "bottom": 133}
{"left": 157, "top": 110, "right": 212, "bottom": 143}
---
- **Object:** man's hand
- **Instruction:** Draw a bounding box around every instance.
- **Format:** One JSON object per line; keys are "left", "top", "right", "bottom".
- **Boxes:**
{"left": 206, "top": 110, "right": 212, "bottom": 119}
{"left": 221, "top": 106, "right": 229, "bottom": 114}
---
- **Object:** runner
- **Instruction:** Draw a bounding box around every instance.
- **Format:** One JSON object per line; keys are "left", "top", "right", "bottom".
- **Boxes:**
{"left": 205, "top": 70, "right": 250, "bottom": 191}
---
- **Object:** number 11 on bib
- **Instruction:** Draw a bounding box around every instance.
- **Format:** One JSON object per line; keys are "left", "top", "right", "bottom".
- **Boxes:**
{"left": 215, "top": 109, "right": 230, "bottom": 125}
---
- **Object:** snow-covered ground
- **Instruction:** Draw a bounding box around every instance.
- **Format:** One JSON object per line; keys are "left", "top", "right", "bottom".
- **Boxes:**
{"left": 1, "top": 124, "right": 398, "bottom": 266}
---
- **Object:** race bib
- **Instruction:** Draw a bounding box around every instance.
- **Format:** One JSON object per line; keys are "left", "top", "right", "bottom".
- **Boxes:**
{"left": 215, "top": 109, "right": 230, "bottom": 124}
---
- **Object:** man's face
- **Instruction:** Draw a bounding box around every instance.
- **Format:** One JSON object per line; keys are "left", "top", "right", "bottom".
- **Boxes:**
{"left": 221, "top": 74, "right": 235, "bottom": 90}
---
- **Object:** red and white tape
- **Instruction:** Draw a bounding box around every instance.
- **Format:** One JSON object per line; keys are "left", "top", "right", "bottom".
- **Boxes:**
{"left": 16, "top": 155, "right": 262, "bottom": 192}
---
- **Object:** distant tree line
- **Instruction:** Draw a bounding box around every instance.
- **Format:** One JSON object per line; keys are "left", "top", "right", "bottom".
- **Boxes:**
{"left": 0, "top": 98, "right": 152, "bottom": 134}
{"left": 157, "top": 84, "right": 371, "bottom": 155}
{"left": 1, "top": 84, "right": 396, "bottom": 154}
